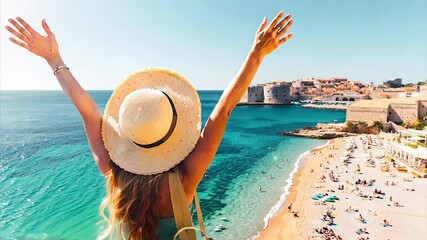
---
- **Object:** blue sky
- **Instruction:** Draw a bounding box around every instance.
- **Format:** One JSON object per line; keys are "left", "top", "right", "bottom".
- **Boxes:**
{"left": 1, "top": 0, "right": 426, "bottom": 90}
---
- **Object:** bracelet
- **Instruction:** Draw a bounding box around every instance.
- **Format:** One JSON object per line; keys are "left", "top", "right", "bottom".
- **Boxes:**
{"left": 53, "top": 65, "right": 70, "bottom": 75}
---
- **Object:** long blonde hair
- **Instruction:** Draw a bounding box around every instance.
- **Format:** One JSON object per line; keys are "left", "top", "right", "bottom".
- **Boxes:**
{"left": 99, "top": 161, "right": 187, "bottom": 240}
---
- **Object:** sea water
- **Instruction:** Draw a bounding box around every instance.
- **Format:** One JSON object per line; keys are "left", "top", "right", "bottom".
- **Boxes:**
{"left": 0, "top": 90, "right": 345, "bottom": 239}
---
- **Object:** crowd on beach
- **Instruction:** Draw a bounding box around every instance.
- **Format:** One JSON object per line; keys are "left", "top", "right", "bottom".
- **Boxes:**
{"left": 305, "top": 134, "right": 422, "bottom": 240}
{"left": 258, "top": 132, "right": 426, "bottom": 240}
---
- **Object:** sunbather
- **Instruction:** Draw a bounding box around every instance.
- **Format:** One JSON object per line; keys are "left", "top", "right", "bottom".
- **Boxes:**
{"left": 357, "top": 214, "right": 366, "bottom": 223}
{"left": 382, "top": 219, "right": 392, "bottom": 227}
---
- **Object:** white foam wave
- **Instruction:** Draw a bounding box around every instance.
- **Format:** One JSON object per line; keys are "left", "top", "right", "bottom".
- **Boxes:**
{"left": 249, "top": 140, "right": 331, "bottom": 239}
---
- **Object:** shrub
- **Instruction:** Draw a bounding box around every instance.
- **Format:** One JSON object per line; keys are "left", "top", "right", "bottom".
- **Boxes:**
{"left": 405, "top": 143, "right": 418, "bottom": 149}
{"left": 373, "top": 121, "right": 384, "bottom": 131}
{"left": 346, "top": 121, "right": 355, "bottom": 128}
{"left": 342, "top": 121, "right": 380, "bottom": 134}
{"left": 418, "top": 142, "right": 427, "bottom": 148}
{"left": 413, "top": 118, "right": 427, "bottom": 130}
{"left": 357, "top": 121, "right": 368, "bottom": 128}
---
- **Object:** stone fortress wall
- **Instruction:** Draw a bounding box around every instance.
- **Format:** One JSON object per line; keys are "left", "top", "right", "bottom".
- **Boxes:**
{"left": 263, "top": 83, "right": 291, "bottom": 104}
{"left": 388, "top": 103, "right": 419, "bottom": 123}
{"left": 346, "top": 98, "right": 427, "bottom": 124}
{"left": 418, "top": 100, "right": 427, "bottom": 117}
{"left": 346, "top": 107, "right": 388, "bottom": 123}
{"left": 246, "top": 83, "right": 291, "bottom": 104}
{"left": 247, "top": 85, "right": 264, "bottom": 102}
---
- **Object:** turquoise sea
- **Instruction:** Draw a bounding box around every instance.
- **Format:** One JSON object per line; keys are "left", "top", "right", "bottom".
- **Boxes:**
{"left": 0, "top": 90, "right": 346, "bottom": 239}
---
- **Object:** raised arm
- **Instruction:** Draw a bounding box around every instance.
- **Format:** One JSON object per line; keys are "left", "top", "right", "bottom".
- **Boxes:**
{"left": 184, "top": 11, "right": 293, "bottom": 188}
{"left": 5, "top": 18, "right": 111, "bottom": 175}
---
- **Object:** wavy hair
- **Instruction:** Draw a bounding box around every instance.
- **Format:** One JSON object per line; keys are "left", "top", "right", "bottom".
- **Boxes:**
{"left": 99, "top": 161, "right": 187, "bottom": 240}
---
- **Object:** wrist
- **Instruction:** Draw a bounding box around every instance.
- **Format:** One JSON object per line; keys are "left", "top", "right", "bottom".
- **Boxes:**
{"left": 248, "top": 48, "right": 265, "bottom": 63}
{"left": 47, "top": 55, "right": 64, "bottom": 70}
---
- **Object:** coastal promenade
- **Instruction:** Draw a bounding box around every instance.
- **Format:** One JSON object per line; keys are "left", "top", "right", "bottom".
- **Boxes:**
{"left": 258, "top": 135, "right": 427, "bottom": 240}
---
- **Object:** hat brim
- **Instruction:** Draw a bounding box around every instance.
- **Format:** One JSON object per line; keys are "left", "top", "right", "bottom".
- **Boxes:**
{"left": 102, "top": 68, "right": 201, "bottom": 175}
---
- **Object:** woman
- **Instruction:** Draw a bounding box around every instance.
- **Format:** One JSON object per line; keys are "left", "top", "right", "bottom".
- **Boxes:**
{"left": 6, "top": 11, "right": 293, "bottom": 240}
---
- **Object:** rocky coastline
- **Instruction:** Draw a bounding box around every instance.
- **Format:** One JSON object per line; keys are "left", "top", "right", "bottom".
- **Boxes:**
{"left": 278, "top": 123, "right": 354, "bottom": 139}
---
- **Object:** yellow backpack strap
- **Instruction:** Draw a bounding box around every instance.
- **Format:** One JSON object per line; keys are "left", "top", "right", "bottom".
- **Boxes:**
{"left": 169, "top": 167, "right": 210, "bottom": 240}
{"left": 194, "top": 194, "right": 208, "bottom": 239}
{"left": 169, "top": 167, "right": 196, "bottom": 240}
{"left": 174, "top": 226, "right": 213, "bottom": 240}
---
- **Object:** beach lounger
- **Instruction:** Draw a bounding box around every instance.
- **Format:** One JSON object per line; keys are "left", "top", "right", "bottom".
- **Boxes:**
{"left": 328, "top": 196, "right": 340, "bottom": 201}
{"left": 311, "top": 194, "right": 324, "bottom": 200}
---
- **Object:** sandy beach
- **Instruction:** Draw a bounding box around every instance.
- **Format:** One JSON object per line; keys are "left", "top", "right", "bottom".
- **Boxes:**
{"left": 258, "top": 135, "right": 427, "bottom": 240}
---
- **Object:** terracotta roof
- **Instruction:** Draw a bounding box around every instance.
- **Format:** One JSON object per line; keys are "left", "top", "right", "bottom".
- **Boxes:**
{"left": 322, "top": 88, "right": 336, "bottom": 93}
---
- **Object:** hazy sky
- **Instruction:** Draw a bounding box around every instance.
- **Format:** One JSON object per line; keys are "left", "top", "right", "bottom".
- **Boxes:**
{"left": 1, "top": 0, "right": 426, "bottom": 90}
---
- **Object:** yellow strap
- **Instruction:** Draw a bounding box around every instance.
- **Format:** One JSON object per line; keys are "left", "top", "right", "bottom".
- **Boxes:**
{"left": 169, "top": 168, "right": 195, "bottom": 240}
{"left": 173, "top": 227, "right": 208, "bottom": 240}
{"left": 194, "top": 194, "right": 208, "bottom": 238}
{"left": 168, "top": 168, "right": 210, "bottom": 240}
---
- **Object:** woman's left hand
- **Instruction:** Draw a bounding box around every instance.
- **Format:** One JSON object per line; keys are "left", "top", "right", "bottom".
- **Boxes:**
{"left": 252, "top": 11, "right": 293, "bottom": 57}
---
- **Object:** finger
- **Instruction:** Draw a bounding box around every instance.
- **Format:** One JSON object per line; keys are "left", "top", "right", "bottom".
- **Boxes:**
{"left": 279, "top": 33, "right": 293, "bottom": 45}
{"left": 257, "top": 17, "right": 268, "bottom": 33}
{"left": 9, "top": 37, "right": 30, "bottom": 50}
{"left": 8, "top": 18, "right": 31, "bottom": 39}
{"left": 16, "top": 17, "right": 37, "bottom": 35}
{"left": 268, "top": 11, "right": 284, "bottom": 31}
{"left": 278, "top": 20, "right": 294, "bottom": 38}
{"left": 42, "top": 19, "right": 55, "bottom": 37}
{"left": 275, "top": 14, "right": 292, "bottom": 31}
{"left": 5, "top": 25, "right": 31, "bottom": 44}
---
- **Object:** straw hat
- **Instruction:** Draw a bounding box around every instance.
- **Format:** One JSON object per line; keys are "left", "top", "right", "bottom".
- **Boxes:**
{"left": 101, "top": 68, "right": 201, "bottom": 175}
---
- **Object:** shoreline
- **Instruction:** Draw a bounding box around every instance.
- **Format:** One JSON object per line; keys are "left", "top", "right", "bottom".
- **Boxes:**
{"left": 252, "top": 139, "right": 337, "bottom": 239}
{"left": 262, "top": 140, "right": 331, "bottom": 229}
{"left": 256, "top": 134, "right": 427, "bottom": 240}
{"left": 256, "top": 138, "right": 344, "bottom": 239}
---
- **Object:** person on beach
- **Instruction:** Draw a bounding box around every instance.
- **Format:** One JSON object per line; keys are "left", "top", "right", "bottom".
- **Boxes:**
{"left": 346, "top": 205, "right": 358, "bottom": 212}
{"left": 5, "top": 11, "right": 293, "bottom": 240}
{"left": 383, "top": 219, "right": 392, "bottom": 227}
{"left": 357, "top": 214, "right": 366, "bottom": 223}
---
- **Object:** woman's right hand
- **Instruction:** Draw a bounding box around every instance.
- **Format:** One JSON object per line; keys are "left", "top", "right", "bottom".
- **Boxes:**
{"left": 6, "top": 18, "right": 112, "bottom": 175}
{"left": 5, "top": 18, "right": 59, "bottom": 61}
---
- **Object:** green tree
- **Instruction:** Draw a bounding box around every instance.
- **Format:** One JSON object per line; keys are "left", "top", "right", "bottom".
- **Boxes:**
{"left": 413, "top": 118, "right": 427, "bottom": 130}
{"left": 373, "top": 121, "right": 384, "bottom": 131}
